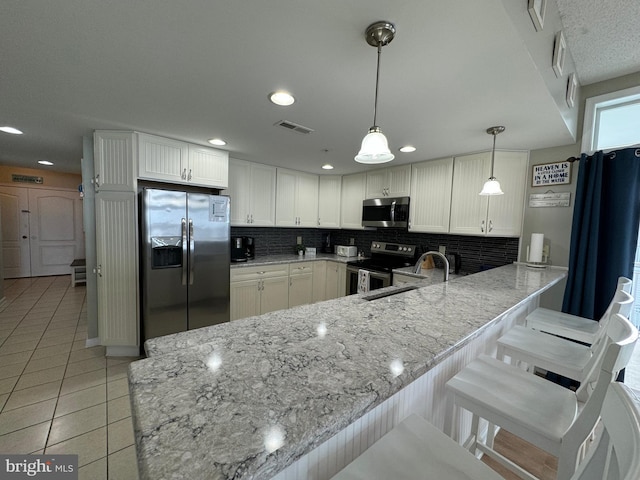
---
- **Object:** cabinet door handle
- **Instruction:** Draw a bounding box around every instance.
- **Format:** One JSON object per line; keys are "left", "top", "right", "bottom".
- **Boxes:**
{"left": 94, "top": 265, "right": 102, "bottom": 277}
{"left": 250, "top": 214, "right": 254, "bottom": 224}
{"left": 480, "top": 220, "right": 485, "bottom": 233}
{"left": 488, "top": 220, "right": 493, "bottom": 232}
{"left": 257, "top": 271, "right": 265, "bottom": 275}
{"left": 182, "top": 168, "right": 187, "bottom": 180}
{"left": 93, "top": 173, "right": 100, "bottom": 190}
{"left": 290, "top": 278, "right": 293, "bottom": 287}
{"left": 188, "top": 169, "right": 192, "bottom": 181}
{"left": 247, "top": 214, "right": 250, "bottom": 224}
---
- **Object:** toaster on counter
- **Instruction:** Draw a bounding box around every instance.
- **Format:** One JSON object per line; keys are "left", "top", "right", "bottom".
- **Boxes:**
{"left": 336, "top": 245, "right": 358, "bottom": 257}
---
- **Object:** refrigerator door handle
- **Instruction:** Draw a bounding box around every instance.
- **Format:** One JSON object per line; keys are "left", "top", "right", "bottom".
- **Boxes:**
{"left": 181, "top": 218, "right": 188, "bottom": 286}
{"left": 189, "top": 218, "right": 195, "bottom": 285}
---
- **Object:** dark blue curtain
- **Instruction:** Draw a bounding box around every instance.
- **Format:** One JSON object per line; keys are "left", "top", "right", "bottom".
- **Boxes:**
{"left": 563, "top": 147, "right": 640, "bottom": 319}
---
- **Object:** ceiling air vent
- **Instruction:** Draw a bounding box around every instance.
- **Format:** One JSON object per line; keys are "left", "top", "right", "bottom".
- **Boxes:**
{"left": 275, "top": 120, "right": 314, "bottom": 135}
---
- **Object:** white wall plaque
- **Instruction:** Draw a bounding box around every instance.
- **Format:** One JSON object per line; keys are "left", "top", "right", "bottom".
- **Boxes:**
{"left": 529, "top": 192, "right": 571, "bottom": 207}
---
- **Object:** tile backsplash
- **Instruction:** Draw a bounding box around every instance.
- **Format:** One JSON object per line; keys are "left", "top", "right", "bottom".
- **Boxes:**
{"left": 231, "top": 227, "right": 519, "bottom": 274}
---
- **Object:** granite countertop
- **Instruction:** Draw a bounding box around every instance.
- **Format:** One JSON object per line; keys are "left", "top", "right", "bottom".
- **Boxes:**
{"left": 129, "top": 264, "right": 566, "bottom": 480}
{"left": 231, "top": 253, "right": 360, "bottom": 268}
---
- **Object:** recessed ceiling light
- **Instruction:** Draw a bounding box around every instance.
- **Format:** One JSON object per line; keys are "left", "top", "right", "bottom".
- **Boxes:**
{"left": 0, "top": 126, "right": 23, "bottom": 135}
{"left": 208, "top": 138, "right": 227, "bottom": 146}
{"left": 269, "top": 91, "right": 295, "bottom": 106}
{"left": 399, "top": 145, "right": 416, "bottom": 153}
{"left": 38, "top": 160, "right": 54, "bottom": 166}
{"left": 322, "top": 164, "right": 334, "bottom": 170}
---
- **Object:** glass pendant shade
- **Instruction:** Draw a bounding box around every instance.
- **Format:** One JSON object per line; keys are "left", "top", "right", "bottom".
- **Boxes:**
{"left": 355, "top": 127, "right": 395, "bottom": 164}
{"left": 479, "top": 177, "right": 504, "bottom": 195}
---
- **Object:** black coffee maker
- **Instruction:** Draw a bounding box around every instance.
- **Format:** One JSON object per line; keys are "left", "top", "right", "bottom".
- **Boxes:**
{"left": 231, "top": 237, "right": 246, "bottom": 262}
{"left": 243, "top": 237, "right": 255, "bottom": 260}
{"left": 321, "top": 233, "right": 332, "bottom": 253}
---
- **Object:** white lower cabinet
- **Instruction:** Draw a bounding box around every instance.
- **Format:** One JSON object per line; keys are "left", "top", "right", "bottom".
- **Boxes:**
{"left": 326, "top": 262, "right": 347, "bottom": 299}
{"left": 230, "top": 260, "right": 347, "bottom": 320}
{"left": 230, "top": 264, "right": 289, "bottom": 320}
{"left": 289, "top": 262, "right": 314, "bottom": 308}
{"left": 312, "top": 261, "right": 327, "bottom": 303}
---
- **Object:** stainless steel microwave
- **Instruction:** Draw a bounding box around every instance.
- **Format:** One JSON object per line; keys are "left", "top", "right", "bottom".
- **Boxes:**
{"left": 362, "top": 196, "right": 410, "bottom": 228}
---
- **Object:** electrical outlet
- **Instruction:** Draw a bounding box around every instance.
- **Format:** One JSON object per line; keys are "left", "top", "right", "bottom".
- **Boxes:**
{"left": 350, "top": 238, "right": 355, "bottom": 245}
{"left": 296, "top": 236, "right": 302, "bottom": 245}
{"left": 438, "top": 245, "right": 446, "bottom": 254}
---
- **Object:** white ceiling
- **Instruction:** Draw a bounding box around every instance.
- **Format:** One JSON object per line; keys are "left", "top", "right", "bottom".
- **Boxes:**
{"left": 0, "top": 0, "right": 638, "bottom": 175}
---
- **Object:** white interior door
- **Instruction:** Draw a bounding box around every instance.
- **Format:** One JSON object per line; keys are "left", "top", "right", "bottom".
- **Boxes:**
{"left": 0, "top": 186, "right": 31, "bottom": 278}
{"left": 28, "top": 189, "right": 84, "bottom": 276}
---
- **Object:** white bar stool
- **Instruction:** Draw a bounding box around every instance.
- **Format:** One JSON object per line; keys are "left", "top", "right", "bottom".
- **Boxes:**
{"left": 444, "top": 313, "right": 638, "bottom": 480}
{"left": 496, "top": 293, "right": 633, "bottom": 400}
{"left": 331, "top": 381, "right": 640, "bottom": 480}
{"left": 525, "top": 277, "right": 632, "bottom": 344}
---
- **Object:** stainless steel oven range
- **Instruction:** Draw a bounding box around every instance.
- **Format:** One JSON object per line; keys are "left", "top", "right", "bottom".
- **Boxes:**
{"left": 346, "top": 242, "right": 418, "bottom": 295}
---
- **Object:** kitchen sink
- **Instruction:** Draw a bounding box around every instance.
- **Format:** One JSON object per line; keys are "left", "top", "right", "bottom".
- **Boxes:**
{"left": 362, "top": 285, "right": 420, "bottom": 301}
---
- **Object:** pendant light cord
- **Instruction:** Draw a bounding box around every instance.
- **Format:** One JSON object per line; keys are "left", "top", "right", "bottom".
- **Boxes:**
{"left": 490, "top": 131, "right": 496, "bottom": 177}
{"left": 373, "top": 43, "right": 382, "bottom": 127}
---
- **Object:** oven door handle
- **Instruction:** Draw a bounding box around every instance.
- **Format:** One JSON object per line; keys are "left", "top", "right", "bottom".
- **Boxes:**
{"left": 390, "top": 200, "right": 396, "bottom": 224}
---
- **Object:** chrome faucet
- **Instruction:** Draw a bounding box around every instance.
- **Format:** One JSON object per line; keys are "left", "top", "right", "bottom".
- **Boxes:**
{"left": 413, "top": 251, "right": 450, "bottom": 281}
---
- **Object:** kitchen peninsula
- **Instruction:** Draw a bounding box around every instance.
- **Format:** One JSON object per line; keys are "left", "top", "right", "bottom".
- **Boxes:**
{"left": 129, "top": 264, "right": 566, "bottom": 480}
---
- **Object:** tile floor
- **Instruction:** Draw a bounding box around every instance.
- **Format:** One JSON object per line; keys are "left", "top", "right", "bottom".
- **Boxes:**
{"left": 0, "top": 276, "right": 140, "bottom": 480}
{"left": 2, "top": 275, "right": 640, "bottom": 480}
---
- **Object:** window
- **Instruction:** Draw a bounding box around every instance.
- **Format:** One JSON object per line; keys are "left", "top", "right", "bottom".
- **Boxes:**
{"left": 582, "top": 85, "right": 640, "bottom": 153}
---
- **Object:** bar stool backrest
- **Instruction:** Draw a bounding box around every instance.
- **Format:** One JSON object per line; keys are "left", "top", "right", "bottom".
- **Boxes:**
{"left": 571, "top": 383, "right": 640, "bottom": 480}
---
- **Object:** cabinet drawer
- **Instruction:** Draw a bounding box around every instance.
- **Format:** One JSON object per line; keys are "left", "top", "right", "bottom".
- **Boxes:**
{"left": 230, "top": 263, "right": 289, "bottom": 282}
{"left": 289, "top": 262, "right": 314, "bottom": 276}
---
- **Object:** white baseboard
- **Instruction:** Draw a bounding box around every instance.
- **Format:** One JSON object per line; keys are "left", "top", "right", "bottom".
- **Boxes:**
{"left": 106, "top": 346, "right": 140, "bottom": 357}
{"left": 85, "top": 337, "right": 101, "bottom": 348}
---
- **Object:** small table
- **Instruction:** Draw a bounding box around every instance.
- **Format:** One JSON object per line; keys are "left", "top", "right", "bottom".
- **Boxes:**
{"left": 70, "top": 259, "right": 87, "bottom": 287}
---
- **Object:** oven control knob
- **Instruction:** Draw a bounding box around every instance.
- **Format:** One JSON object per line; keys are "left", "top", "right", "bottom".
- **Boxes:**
{"left": 407, "top": 247, "right": 412, "bottom": 252}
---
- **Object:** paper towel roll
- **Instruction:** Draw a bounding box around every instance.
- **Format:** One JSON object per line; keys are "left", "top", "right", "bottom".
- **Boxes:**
{"left": 528, "top": 233, "right": 544, "bottom": 263}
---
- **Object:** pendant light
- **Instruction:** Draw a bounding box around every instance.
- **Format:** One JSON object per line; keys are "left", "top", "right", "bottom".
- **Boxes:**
{"left": 355, "top": 21, "right": 396, "bottom": 164}
{"left": 479, "top": 126, "right": 505, "bottom": 195}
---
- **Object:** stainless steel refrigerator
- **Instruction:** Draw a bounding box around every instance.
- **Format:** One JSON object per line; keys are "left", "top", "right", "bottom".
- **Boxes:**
{"left": 140, "top": 187, "right": 230, "bottom": 341}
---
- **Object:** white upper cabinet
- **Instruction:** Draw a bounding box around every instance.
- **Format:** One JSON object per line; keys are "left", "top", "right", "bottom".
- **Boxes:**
{"left": 318, "top": 176, "right": 342, "bottom": 228}
{"left": 224, "top": 158, "right": 276, "bottom": 227}
{"left": 409, "top": 157, "right": 454, "bottom": 233}
{"left": 486, "top": 151, "right": 529, "bottom": 237}
{"left": 340, "top": 172, "right": 366, "bottom": 230}
{"left": 187, "top": 145, "right": 228, "bottom": 188}
{"left": 137, "top": 132, "right": 228, "bottom": 188}
{"left": 137, "top": 133, "right": 188, "bottom": 184}
{"left": 275, "top": 168, "right": 319, "bottom": 227}
{"left": 365, "top": 164, "right": 411, "bottom": 198}
{"left": 449, "top": 151, "right": 528, "bottom": 237}
{"left": 93, "top": 131, "right": 137, "bottom": 192}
